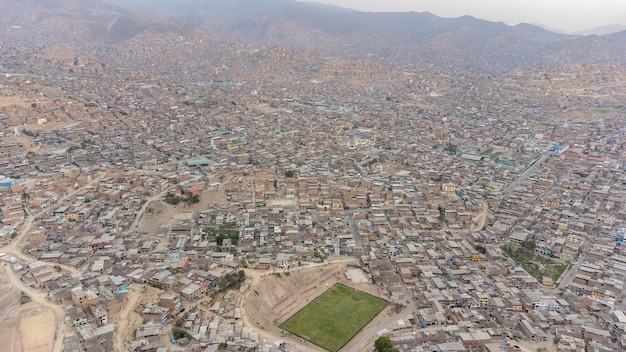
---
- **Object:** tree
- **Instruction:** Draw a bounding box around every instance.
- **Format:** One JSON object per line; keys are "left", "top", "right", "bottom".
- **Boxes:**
{"left": 522, "top": 240, "right": 536, "bottom": 252}
{"left": 172, "top": 327, "right": 192, "bottom": 340}
{"left": 374, "top": 336, "right": 395, "bottom": 352}
{"left": 474, "top": 245, "right": 487, "bottom": 254}
{"left": 284, "top": 170, "right": 295, "bottom": 178}
{"left": 313, "top": 250, "right": 327, "bottom": 262}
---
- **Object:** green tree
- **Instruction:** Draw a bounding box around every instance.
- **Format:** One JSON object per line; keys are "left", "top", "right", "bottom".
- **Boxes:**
{"left": 522, "top": 240, "right": 536, "bottom": 251}
{"left": 284, "top": 170, "right": 294, "bottom": 178}
{"left": 374, "top": 336, "right": 396, "bottom": 352}
{"left": 172, "top": 327, "right": 192, "bottom": 340}
{"left": 313, "top": 250, "right": 327, "bottom": 261}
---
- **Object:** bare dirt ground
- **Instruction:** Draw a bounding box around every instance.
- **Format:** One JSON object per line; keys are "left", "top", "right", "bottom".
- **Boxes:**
{"left": 0, "top": 267, "right": 23, "bottom": 352}
{"left": 1, "top": 265, "right": 67, "bottom": 352}
{"left": 112, "top": 285, "right": 141, "bottom": 352}
{"left": 19, "top": 308, "right": 56, "bottom": 352}
{"left": 0, "top": 178, "right": 105, "bottom": 352}
{"left": 137, "top": 180, "right": 230, "bottom": 235}
{"left": 241, "top": 261, "right": 381, "bottom": 351}
{"left": 0, "top": 266, "right": 58, "bottom": 352}
{"left": 11, "top": 135, "right": 43, "bottom": 154}
{"left": 112, "top": 284, "right": 167, "bottom": 352}
{"left": 0, "top": 96, "right": 30, "bottom": 108}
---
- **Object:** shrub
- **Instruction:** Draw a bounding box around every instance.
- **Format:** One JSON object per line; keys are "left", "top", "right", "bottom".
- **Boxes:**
{"left": 172, "top": 328, "right": 192, "bottom": 340}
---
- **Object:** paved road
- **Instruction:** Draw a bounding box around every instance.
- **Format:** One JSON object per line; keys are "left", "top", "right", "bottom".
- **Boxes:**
{"left": 341, "top": 200, "right": 490, "bottom": 351}
{"left": 503, "top": 153, "right": 550, "bottom": 195}
{"left": 240, "top": 267, "right": 326, "bottom": 352}
{"left": 558, "top": 231, "right": 596, "bottom": 289}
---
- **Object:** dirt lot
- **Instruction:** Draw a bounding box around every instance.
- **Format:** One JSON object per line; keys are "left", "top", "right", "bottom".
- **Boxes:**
{"left": 0, "top": 96, "right": 30, "bottom": 108}
{"left": 242, "top": 261, "right": 380, "bottom": 350}
{"left": 0, "top": 268, "right": 22, "bottom": 352}
{"left": 137, "top": 181, "right": 230, "bottom": 235}
{"left": 0, "top": 266, "right": 59, "bottom": 352}
{"left": 19, "top": 308, "right": 56, "bottom": 352}
{"left": 111, "top": 284, "right": 165, "bottom": 351}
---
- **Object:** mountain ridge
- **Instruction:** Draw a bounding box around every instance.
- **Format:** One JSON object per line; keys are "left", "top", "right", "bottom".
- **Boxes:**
{"left": 121, "top": 0, "right": 625, "bottom": 73}
{"left": 574, "top": 24, "right": 626, "bottom": 36}
{"left": 1, "top": 0, "right": 625, "bottom": 74}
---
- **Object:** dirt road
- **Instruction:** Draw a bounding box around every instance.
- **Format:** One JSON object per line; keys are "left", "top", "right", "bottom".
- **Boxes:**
{"left": 240, "top": 259, "right": 421, "bottom": 352}
{"left": 0, "top": 177, "right": 105, "bottom": 352}
{"left": 447, "top": 200, "right": 489, "bottom": 234}
{"left": 240, "top": 270, "right": 327, "bottom": 352}
{"left": 3, "top": 265, "right": 66, "bottom": 352}
{"left": 113, "top": 285, "right": 141, "bottom": 352}
{"left": 240, "top": 259, "right": 365, "bottom": 352}
{"left": 130, "top": 188, "right": 173, "bottom": 229}
{"left": 474, "top": 200, "right": 489, "bottom": 230}
{"left": 0, "top": 177, "right": 103, "bottom": 273}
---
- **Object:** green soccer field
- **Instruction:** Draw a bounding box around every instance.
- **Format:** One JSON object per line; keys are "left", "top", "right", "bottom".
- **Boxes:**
{"left": 279, "top": 283, "right": 389, "bottom": 352}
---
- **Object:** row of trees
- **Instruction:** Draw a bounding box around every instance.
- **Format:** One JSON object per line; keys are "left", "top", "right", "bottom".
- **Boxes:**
{"left": 163, "top": 192, "right": 200, "bottom": 205}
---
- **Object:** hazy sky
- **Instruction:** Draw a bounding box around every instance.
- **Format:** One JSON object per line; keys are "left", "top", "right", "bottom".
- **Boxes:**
{"left": 300, "top": 0, "right": 626, "bottom": 33}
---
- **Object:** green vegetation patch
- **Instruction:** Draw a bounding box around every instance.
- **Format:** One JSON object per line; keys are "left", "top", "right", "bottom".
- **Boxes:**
{"left": 218, "top": 270, "right": 246, "bottom": 292}
{"left": 280, "top": 283, "right": 388, "bottom": 352}
{"left": 202, "top": 224, "right": 239, "bottom": 245}
{"left": 172, "top": 327, "right": 192, "bottom": 340}
{"left": 481, "top": 148, "right": 500, "bottom": 158}
{"left": 503, "top": 242, "right": 567, "bottom": 282}
{"left": 163, "top": 192, "right": 200, "bottom": 206}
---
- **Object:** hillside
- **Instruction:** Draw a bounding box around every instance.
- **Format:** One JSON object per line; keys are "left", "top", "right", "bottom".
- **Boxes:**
{"left": 1, "top": 0, "right": 625, "bottom": 74}
{"left": 122, "top": 0, "right": 626, "bottom": 73}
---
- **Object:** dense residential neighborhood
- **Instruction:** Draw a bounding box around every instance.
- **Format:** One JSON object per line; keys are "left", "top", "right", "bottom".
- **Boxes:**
{"left": 1, "top": 1, "right": 626, "bottom": 352}
{"left": 2, "top": 52, "right": 625, "bottom": 352}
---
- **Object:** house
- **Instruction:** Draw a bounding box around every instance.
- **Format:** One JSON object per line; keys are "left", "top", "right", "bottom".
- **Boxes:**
{"left": 142, "top": 302, "right": 169, "bottom": 322}
{"left": 180, "top": 283, "right": 202, "bottom": 300}
{"left": 509, "top": 232, "right": 528, "bottom": 245}
{"left": 135, "top": 322, "right": 162, "bottom": 342}
{"left": 442, "top": 184, "right": 456, "bottom": 194}
{"left": 71, "top": 286, "right": 100, "bottom": 307}
{"left": 91, "top": 305, "right": 108, "bottom": 326}
{"left": 159, "top": 293, "right": 183, "bottom": 312}
{"left": 69, "top": 306, "right": 88, "bottom": 326}
{"left": 520, "top": 319, "right": 547, "bottom": 342}
{"left": 257, "top": 257, "right": 271, "bottom": 270}
{"left": 171, "top": 221, "right": 195, "bottom": 236}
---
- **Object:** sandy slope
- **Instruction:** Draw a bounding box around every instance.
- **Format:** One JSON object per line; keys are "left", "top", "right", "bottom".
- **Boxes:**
{"left": 241, "top": 260, "right": 381, "bottom": 351}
